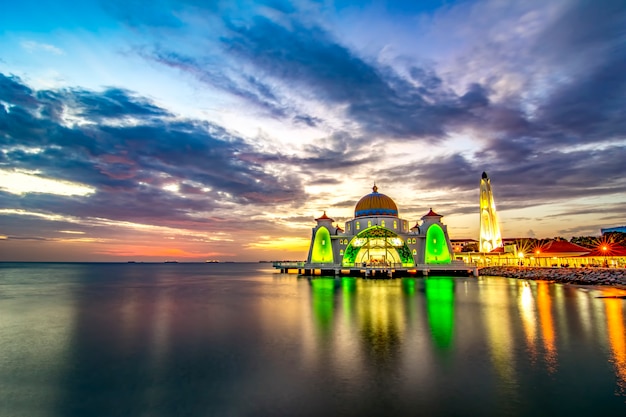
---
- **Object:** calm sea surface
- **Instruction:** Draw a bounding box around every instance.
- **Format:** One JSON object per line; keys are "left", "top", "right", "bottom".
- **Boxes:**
{"left": 1, "top": 262, "right": 625, "bottom": 416}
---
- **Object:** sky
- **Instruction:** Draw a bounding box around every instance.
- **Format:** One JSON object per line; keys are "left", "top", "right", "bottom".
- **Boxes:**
{"left": 1, "top": 0, "right": 625, "bottom": 262}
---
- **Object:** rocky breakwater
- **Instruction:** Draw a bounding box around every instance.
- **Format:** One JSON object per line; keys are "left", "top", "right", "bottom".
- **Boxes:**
{"left": 479, "top": 266, "right": 626, "bottom": 287}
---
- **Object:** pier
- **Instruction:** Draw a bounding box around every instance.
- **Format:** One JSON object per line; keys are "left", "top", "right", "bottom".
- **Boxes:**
{"left": 273, "top": 261, "right": 478, "bottom": 278}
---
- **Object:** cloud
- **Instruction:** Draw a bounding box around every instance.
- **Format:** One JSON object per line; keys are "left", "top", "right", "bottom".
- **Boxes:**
{"left": 0, "top": 73, "right": 307, "bottom": 233}
{"left": 20, "top": 40, "right": 64, "bottom": 55}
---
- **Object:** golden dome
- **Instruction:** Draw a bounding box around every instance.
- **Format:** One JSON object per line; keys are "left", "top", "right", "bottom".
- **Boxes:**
{"left": 354, "top": 185, "right": 398, "bottom": 218}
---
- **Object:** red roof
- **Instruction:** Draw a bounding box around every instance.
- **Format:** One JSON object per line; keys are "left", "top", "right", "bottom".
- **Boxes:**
{"left": 422, "top": 208, "right": 442, "bottom": 218}
{"left": 490, "top": 246, "right": 505, "bottom": 253}
{"left": 540, "top": 240, "right": 590, "bottom": 254}
{"left": 315, "top": 211, "right": 334, "bottom": 222}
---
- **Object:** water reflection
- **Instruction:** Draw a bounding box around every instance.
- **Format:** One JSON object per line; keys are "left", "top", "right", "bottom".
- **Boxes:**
{"left": 2, "top": 264, "right": 626, "bottom": 417}
{"left": 604, "top": 297, "right": 626, "bottom": 395}
{"left": 518, "top": 281, "right": 538, "bottom": 362}
{"left": 423, "top": 278, "right": 455, "bottom": 351}
{"left": 305, "top": 275, "right": 626, "bottom": 409}
{"left": 536, "top": 281, "right": 558, "bottom": 373}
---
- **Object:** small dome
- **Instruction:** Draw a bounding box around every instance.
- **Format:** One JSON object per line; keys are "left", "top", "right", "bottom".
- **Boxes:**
{"left": 354, "top": 185, "right": 398, "bottom": 217}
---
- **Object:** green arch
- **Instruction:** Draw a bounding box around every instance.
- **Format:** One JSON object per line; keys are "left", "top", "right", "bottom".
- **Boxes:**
{"left": 341, "top": 226, "right": 414, "bottom": 267}
{"left": 311, "top": 227, "right": 334, "bottom": 263}
{"left": 425, "top": 224, "right": 451, "bottom": 264}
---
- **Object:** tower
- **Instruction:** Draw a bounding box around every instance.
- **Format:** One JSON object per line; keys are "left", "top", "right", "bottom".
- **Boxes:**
{"left": 479, "top": 172, "right": 502, "bottom": 252}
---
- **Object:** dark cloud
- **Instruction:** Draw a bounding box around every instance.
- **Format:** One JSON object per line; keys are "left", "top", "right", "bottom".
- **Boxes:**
{"left": 147, "top": 49, "right": 292, "bottom": 120}
{"left": 221, "top": 16, "right": 472, "bottom": 138}
{"left": 0, "top": 74, "right": 37, "bottom": 107}
{"left": 73, "top": 88, "right": 171, "bottom": 120}
{"left": 0, "top": 73, "right": 306, "bottom": 229}
{"left": 521, "top": 0, "right": 626, "bottom": 144}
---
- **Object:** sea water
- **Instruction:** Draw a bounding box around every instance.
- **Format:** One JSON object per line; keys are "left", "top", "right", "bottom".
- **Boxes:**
{"left": 1, "top": 262, "right": 625, "bottom": 416}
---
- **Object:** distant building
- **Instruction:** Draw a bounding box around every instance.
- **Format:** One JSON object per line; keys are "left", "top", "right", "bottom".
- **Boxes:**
{"left": 602, "top": 226, "right": 626, "bottom": 234}
{"left": 479, "top": 172, "right": 502, "bottom": 252}
{"left": 450, "top": 239, "right": 478, "bottom": 253}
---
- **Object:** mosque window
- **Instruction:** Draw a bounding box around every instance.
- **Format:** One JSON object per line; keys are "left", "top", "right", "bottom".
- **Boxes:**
{"left": 393, "top": 221, "right": 397, "bottom": 229}
{"left": 340, "top": 249, "right": 344, "bottom": 255}
{"left": 368, "top": 220, "right": 372, "bottom": 227}
{"left": 413, "top": 238, "right": 416, "bottom": 244}
{"left": 347, "top": 224, "right": 351, "bottom": 231}
{"left": 381, "top": 220, "right": 386, "bottom": 227}
{"left": 412, "top": 249, "right": 417, "bottom": 255}
{"left": 356, "top": 222, "right": 360, "bottom": 230}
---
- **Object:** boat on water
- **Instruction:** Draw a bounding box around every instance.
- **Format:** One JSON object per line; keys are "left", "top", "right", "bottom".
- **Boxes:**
{"left": 205, "top": 260, "right": 220, "bottom": 263}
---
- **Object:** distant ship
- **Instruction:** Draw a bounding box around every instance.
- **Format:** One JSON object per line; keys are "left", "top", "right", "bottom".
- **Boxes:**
{"left": 205, "top": 260, "right": 220, "bottom": 263}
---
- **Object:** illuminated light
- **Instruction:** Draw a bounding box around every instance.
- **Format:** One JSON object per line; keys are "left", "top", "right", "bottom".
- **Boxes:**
{"left": 389, "top": 237, "right": 403, "bottom": 247}
{"left": 0, "top": 235, "right": 7, "bottom": 240}
{"left": 311, "top": 227, "right": 334, "bottom": 263}
{"left": 0, "top": 169, "right": 95, "bottom": 196}
{"left": 479, "top": 172, "right": 502, "bottom": 252}
{"left": 352, "top": 238, "right": 366, "bottom": 247}
{"left": 425, "top": 224, "right": 451, "bottom": 264}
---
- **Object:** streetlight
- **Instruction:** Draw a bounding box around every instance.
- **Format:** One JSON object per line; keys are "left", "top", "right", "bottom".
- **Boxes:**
{"left": 602, "top": 245, "right": 608, "bottom": 268}
{"left": 518, "top": 252, "right": 524, "bottom": 269}
{"left": 535, "top": 250, "right": 541, "bottom": 267}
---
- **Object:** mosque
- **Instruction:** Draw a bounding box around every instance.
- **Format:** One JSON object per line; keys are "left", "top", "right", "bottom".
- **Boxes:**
{"left": 293, "top": 185, "right": 475, "bottom": 277}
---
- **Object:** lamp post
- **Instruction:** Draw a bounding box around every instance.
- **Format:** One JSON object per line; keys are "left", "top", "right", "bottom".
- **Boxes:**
{"left": 518, "top": 252, "right": 524, "bottom": 269}
{"left": 535, "top": 250, "right": 540, "bottom": 267}
{"left": 602, "top": 245, "right": 608, "bottom": 268}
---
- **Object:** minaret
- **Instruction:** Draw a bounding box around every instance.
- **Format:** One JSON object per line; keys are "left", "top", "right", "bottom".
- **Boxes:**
{"left": 479, "top": 172, "right": 502, "bottom": 252}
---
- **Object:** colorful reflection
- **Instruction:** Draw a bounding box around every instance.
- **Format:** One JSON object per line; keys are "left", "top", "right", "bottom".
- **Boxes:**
{"left": 536, "top": 281, "right": 558, "bottom": 373}
{"left": 518, "top": 281, "right": 538, "bottom": 362}
{"left": 308, "top": 277, "right": 458, "bottom": 357}
{"left": 355, "top": 280, "right": 406, "bottom": 361}
{"left": 305, "top": 275, "right": 626, "bottom": 404}
{"left": 310, "top": 278, "right": 338, "bottom": 334}
{"left": 481, "top": 278, "right": 516, "bottom": 386}
{"left": 604, "top": 297, "right": 626, "bottom": 395}
{"left": 424, "top": 278, "right": 455, "bottom": 350}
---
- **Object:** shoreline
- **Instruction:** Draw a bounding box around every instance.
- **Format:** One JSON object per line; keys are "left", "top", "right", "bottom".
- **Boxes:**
{"left": 478, "top": 266, "right": 626, "bottom": 287}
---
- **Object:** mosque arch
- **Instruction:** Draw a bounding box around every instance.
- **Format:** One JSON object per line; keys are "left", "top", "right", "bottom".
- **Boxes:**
{"left": 424, "top": 224, "right": 452, "bottom": 264}
{"left": 342, "top": 226, "right": 414, "bottom": 267}
{"left": 311, "top": 227, "right": 334, "bottom": 263}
